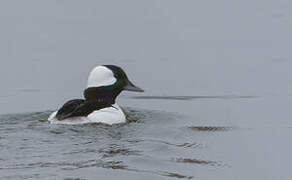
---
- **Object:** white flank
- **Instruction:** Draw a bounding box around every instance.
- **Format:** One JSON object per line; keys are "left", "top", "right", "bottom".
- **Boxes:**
{"left": 87, "top": 66, "right": 116, "bottom": 88}
{"left": 48, "top": 104, "right": 126, "bottom": 125}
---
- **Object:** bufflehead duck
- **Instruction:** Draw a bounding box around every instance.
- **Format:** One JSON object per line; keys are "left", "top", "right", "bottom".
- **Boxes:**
{"left": 48, "top": 65, "right": 144, "bottom": 125}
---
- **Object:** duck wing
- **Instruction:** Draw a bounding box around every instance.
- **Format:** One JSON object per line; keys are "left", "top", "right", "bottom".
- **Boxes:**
{"left": 56, "top": 99, "right": 113, "bottom": 120}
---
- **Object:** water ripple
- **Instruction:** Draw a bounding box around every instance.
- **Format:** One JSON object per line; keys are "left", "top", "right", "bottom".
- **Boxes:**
{"left": 0, "top": 107, "right": 228, "bottom": 179}
{"left": 188, "top": 126, "right": 235, "bottom": 132}
{"left": 147, "top": 139, "right": 205, "bottom": 149}
{"left": 98, "top": 144, "right": 142, "bottom": 158}
{"left": 130, "top": 95, "right": 257, "bottom": 101}
{"left": 173, "top": 158, "right": 222, "bottom": 167}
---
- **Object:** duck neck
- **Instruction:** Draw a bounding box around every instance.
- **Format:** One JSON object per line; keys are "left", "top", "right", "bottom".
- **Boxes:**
{"left": 83, "top": 87, "right": 122, "bottom": 104}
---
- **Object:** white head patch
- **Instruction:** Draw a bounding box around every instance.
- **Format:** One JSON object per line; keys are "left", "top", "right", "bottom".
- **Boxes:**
{"left": 87, "top": 66, "right": 116, "bottom": 88}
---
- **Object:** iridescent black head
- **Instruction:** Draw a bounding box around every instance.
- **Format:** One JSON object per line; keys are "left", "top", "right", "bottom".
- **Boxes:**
{"left": 84, "top": 65, "right": 144, "bottom": 101}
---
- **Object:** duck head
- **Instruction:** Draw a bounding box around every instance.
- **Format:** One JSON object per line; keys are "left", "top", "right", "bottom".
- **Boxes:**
{"left": 84, "top": 65, "right": 144, "bottom": 101}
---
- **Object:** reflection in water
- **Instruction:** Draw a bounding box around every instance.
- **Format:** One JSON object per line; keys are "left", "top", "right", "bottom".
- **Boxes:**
{"left": 130, "top": 95, "right": 257, "bottom": 101}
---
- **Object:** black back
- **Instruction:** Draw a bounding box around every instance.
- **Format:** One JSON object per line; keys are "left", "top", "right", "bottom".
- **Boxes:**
{"left": 55, "top": 99, "right": 114, "bottom": 120}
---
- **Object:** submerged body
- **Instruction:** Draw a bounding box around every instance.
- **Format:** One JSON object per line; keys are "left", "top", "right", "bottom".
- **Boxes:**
{"left": 48, "top": 65, "right": 143, "bottom": 125}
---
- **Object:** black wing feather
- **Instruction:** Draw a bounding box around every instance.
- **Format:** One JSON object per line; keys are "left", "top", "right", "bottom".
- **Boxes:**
{"left": 56, "top": 99, "right": 114, "bottom": 120}
{"left": 56, "top": 99, "right": 85, "bottom": 120}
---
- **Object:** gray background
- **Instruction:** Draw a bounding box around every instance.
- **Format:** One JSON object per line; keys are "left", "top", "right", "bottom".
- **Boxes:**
{"left": 1, "top": 0, "right": 292, "bottom": 114}
{"left": 0, "top": 1, "right": 292, "bottom": 180}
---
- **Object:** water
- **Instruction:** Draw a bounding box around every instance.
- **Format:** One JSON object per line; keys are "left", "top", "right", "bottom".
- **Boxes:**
{"left": 1, "top": 0, "right": 292, "bottom": 179}
{"left": 1, "top": 96, "right": 292, "bottom": 180}
{"left": 0, "top": 108, "right": 218, "bottom": 180}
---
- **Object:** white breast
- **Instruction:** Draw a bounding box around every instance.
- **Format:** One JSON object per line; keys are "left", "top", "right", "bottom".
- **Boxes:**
{"left": 48, "top": 104, "right": 126, "bottom": 125}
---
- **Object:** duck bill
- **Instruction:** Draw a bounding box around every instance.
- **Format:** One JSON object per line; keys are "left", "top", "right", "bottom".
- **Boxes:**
{"left": 124, "top": 81, "right": 144, "bottom": 92}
